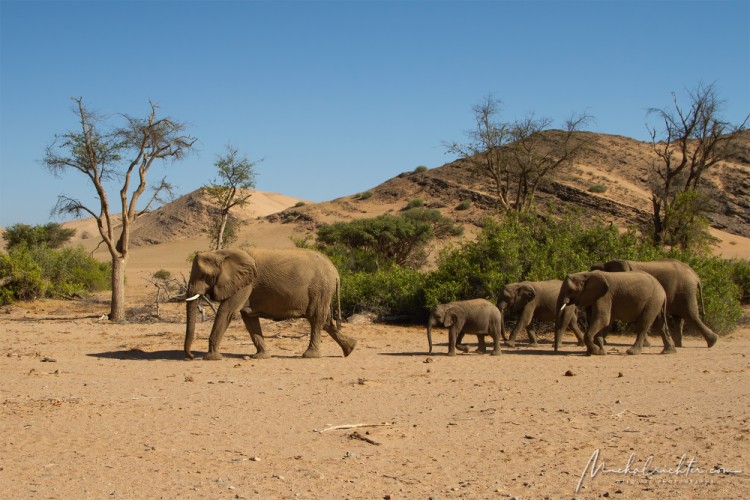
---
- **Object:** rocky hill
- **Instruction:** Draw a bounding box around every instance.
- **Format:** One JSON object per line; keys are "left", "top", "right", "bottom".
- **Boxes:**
{"left": 269, "top": 131, "right": 750, "bottom": 239}
{"left": 40, "top": 130, "right": 749, "bottom": 258}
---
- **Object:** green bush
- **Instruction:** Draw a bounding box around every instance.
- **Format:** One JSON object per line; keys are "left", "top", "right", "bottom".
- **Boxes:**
{"left": 339, "top": 265, "right": 425, "bottom": 318}
{"left": 456, "top": 200, "right": 472, "bottom": 210}
{"left": 0, "top": 245, "right": 110, "bottom": 305}
{"left": 3, "top": 223, "right": 75, "bottom": 251}
{"left": 729, "top": 258, "right": 750, "bottom": 304}
{"left": 588, "top": 184, "right": 607, "bottom": 193}
{"left": 354, "top": 191, "right": 373, "bottom": 200}
{"left": 317, "top": 210, "right": 461, "bottom": 269}
{"left": 413, "top": 166, "right": 428, "bottom": 174}
{"left": 406, "top": 198, "right": 424, "bottom": 209}
{"left": 294, "top": 201, "right": 306, "bottom": 207}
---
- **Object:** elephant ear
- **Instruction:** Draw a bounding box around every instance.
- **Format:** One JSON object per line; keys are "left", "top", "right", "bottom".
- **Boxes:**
{"left": 518, "top": 284, "right": 536, "bottom": 305}
{"left": 580, "top": 272, "right": 610, "bottom": 305}
{"left": 443, "top": 306, "right": 458, "bottom": 327}
{"left": 213, "top": 250, "right": 256, "bottom": 302}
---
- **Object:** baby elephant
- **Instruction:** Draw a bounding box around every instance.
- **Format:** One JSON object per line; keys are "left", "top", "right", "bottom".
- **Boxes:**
{"left": 426, "top": 299, "right": 504, "bottom": 356}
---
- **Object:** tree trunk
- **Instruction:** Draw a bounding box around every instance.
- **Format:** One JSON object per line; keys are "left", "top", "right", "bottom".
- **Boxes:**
{"left": 109, "top": 255, "right": 127, "bottom": 321}
{"left": 215, "top": 211, "right": 228, "bottom": 250}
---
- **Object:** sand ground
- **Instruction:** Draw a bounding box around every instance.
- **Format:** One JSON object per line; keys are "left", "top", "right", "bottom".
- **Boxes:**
{"left": 2, "top": 293, "right": 748, "bottom": 499}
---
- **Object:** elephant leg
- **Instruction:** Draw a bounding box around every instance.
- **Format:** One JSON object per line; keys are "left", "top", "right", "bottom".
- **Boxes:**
{"left": 684, "top": 315, "right": 718, "bottom": 348}
{"left": 447, "top": 327, "right": 458, "bottom": 356}
{"left": 205, "top": 289, "right": 251, "bottom": 360}
{"left": 302, "top": 316, "right": 324, "bottom": 359}
{"left": 656, "top": 314, "right": 676, "bottom": 354}
{"left": 570, "top": 317, "right": 585, "bottom": 346}
{"left": 240, "top": 309, "right": 270, "bottom": 359}
{"left": 526, "top": 327, "right": 539, "bottom": 347}
{"left": 490, "top": 330, "right": 502, "bottom": 356}
{"left": 672, "top": 317, "right": 684, "bottom": 348}
{"left": 455, "top": 332, "right": 470, "bottom": 352}
{"left": 476, "top": 334, "right": 487, "bottom": 353}
{"left": 323, "top": 322, "right": 357, "bottom": 357}
{"left": 585, "top": 315, "right": 608, "bottom": 356}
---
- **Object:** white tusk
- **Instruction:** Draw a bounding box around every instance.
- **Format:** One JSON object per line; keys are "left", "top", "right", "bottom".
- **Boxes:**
{"left": 560, "top": 303, "right": 567, "bottom": 311}
{"left": 185, "top": 294, "right": 201, "bottom": 302}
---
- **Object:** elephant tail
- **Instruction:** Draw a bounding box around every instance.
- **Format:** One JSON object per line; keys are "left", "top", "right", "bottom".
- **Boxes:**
{"left": 698, "top": 280, "right": 706, "bottom": 317}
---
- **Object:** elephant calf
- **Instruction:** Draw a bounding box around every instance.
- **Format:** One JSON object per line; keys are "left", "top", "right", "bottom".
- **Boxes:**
{"left": 427, "top": 299, "right": 504, "bottom": 356}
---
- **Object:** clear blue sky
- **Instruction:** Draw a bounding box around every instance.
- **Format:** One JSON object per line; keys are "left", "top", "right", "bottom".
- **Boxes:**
{"left": 1, "top": 0, "right": 748, "bottom": 228}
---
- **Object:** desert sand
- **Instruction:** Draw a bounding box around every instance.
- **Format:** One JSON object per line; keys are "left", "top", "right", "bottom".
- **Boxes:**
{"left": 2, "top": 182, "right": 750, "bottom": 498}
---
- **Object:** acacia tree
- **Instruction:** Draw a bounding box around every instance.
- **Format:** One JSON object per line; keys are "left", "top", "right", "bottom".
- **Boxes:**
{"left": 202, "top": 145, "right": 258, "bottom": 250}
{"left": 647, "top": 82, "right": 748, "bottom": 249}
{"left": 446, "top": 95, "right": 513, "bottom": 211}
{"left": 507, "top": 112, "right": 591, "bottom": 212}
{"left": 447, "top": 95, "right": 591, "bottom": 212}
{"left": 44, "top": 98, "right": 196, "bottom": 321}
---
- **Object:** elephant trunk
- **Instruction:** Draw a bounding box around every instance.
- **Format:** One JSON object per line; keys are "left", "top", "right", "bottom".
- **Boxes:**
{"left": 427, "top": 318, "right": 435, "bottom": 354}
{"left": 554, "top": 297, "right": 570, "bottom": 351}
{"left": 184, "top": 296, "right": 199, "bottom": 359}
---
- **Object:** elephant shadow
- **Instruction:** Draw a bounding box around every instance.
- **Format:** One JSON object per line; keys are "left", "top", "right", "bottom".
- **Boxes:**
{"left": 87, "top": 348, "right": 240, "bottom": 361}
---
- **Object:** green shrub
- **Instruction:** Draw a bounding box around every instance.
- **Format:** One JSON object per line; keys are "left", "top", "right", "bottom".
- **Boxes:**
{"left": 588, "top": 184, "right": 607, "bottom": 193}
{"left": 294, "top": 201, "right": 306, "bottom": 207}
{"left": 406, "top": 198, "right": 424, "bottom": 209}
{"left": 729, "top": 258, "right": 750, "bottom": 304}
{"left": 456, "top": 200, "right": 472, "bottom": 210}
{"left": 340, "top": 265, "right": 425, "bottom": 318}
{"left": 413, "top": 166, "right": 428, "bottom": 174}
{"left": 4, "top": 223, "right": 75, "bottom": 251}
{"left": 354, "top": 191, "right": 374, "bottom": 200}
{"left": 0, "top": 245, "right": 110, "bottom": 305}
{"left": 152, "top": 269, "right": 172, "bottom": 280}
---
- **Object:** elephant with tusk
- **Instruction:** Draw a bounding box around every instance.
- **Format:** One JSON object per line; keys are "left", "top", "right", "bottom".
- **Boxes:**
{"left": 184, "top": 247, "right": 356, "bottom": 360}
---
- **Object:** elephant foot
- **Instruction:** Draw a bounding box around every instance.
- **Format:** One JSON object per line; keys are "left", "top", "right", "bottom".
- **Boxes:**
{"left": 660, "top": 347, "right": 677, "bottom": 354}
{"left": 625, "top": 347, "right": 641, "bottom": 355}
{"left": 706, "top": 334, "right": 718, "bottom": 348}
{"left": 673, "top": 339, "right": 683, "bottom": 348}
{"left": 203, "top": 352, "right": 223, "bottom": 361}
{"left": 456, "top": 344, "right": 470, "bottom": 353}
{"left": 642, "top": 338, "right": 652, "bottom": 348}
{"left": 302, "top": 348, "right": 321, "bottom": 359}
{"left": 588, "top": 347, "right": 606, "bottom": 356}
{"left": 341, "top": 339, "right": 357, "bottom": 357}
{"left": 447, "top": 350, "right": 457, "bottom": 357}
{"left": 528, "top": 342, "right": 539, "bottom": 348}
{"left": 184, "top": 351, "right": 195, "bottom": 360}
{"left": 505, "top": 340, "right": 516, "bottom": 348}
{"left": 490, "top": 349, "right": 502, "bottom": 356}
{"left": 251, "top": 351, "right": 271, "bottom": 360}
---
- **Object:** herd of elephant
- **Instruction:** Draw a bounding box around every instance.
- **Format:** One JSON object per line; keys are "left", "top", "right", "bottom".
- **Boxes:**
{"left": 182, "top": 247, "right": 717, "bottom": 360}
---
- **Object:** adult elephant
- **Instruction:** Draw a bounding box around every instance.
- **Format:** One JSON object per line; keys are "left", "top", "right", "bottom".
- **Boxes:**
{"left": 497, "top": 280, "right": 585, "bottom": 348}
{"left": 590, "top": 259, "right": 717, "bottom": 348}
{"left": 427, "top": 299, "right": 504, "bottom": 356}
{"left": 184, "top": 248, "right": 357, "bottom": 360}
{"left": 555, "top": 270, "right": 675, "bottom": 356}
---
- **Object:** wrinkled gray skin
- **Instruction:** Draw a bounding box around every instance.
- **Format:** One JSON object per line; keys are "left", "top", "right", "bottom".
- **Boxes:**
{"left": 184, "top": 248, "right": 357, "bottom": 360}
{"left": 555, "top": 271, "right": 676, "bottom": 356}
{"left": 427, "top": 299, "right": 504, "bottom": 356}
{"left": 590, "top": 259, "right": 717, "bottom": 348}
{"left": 497, "top": 280, "right": 585, "bottom": 348}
